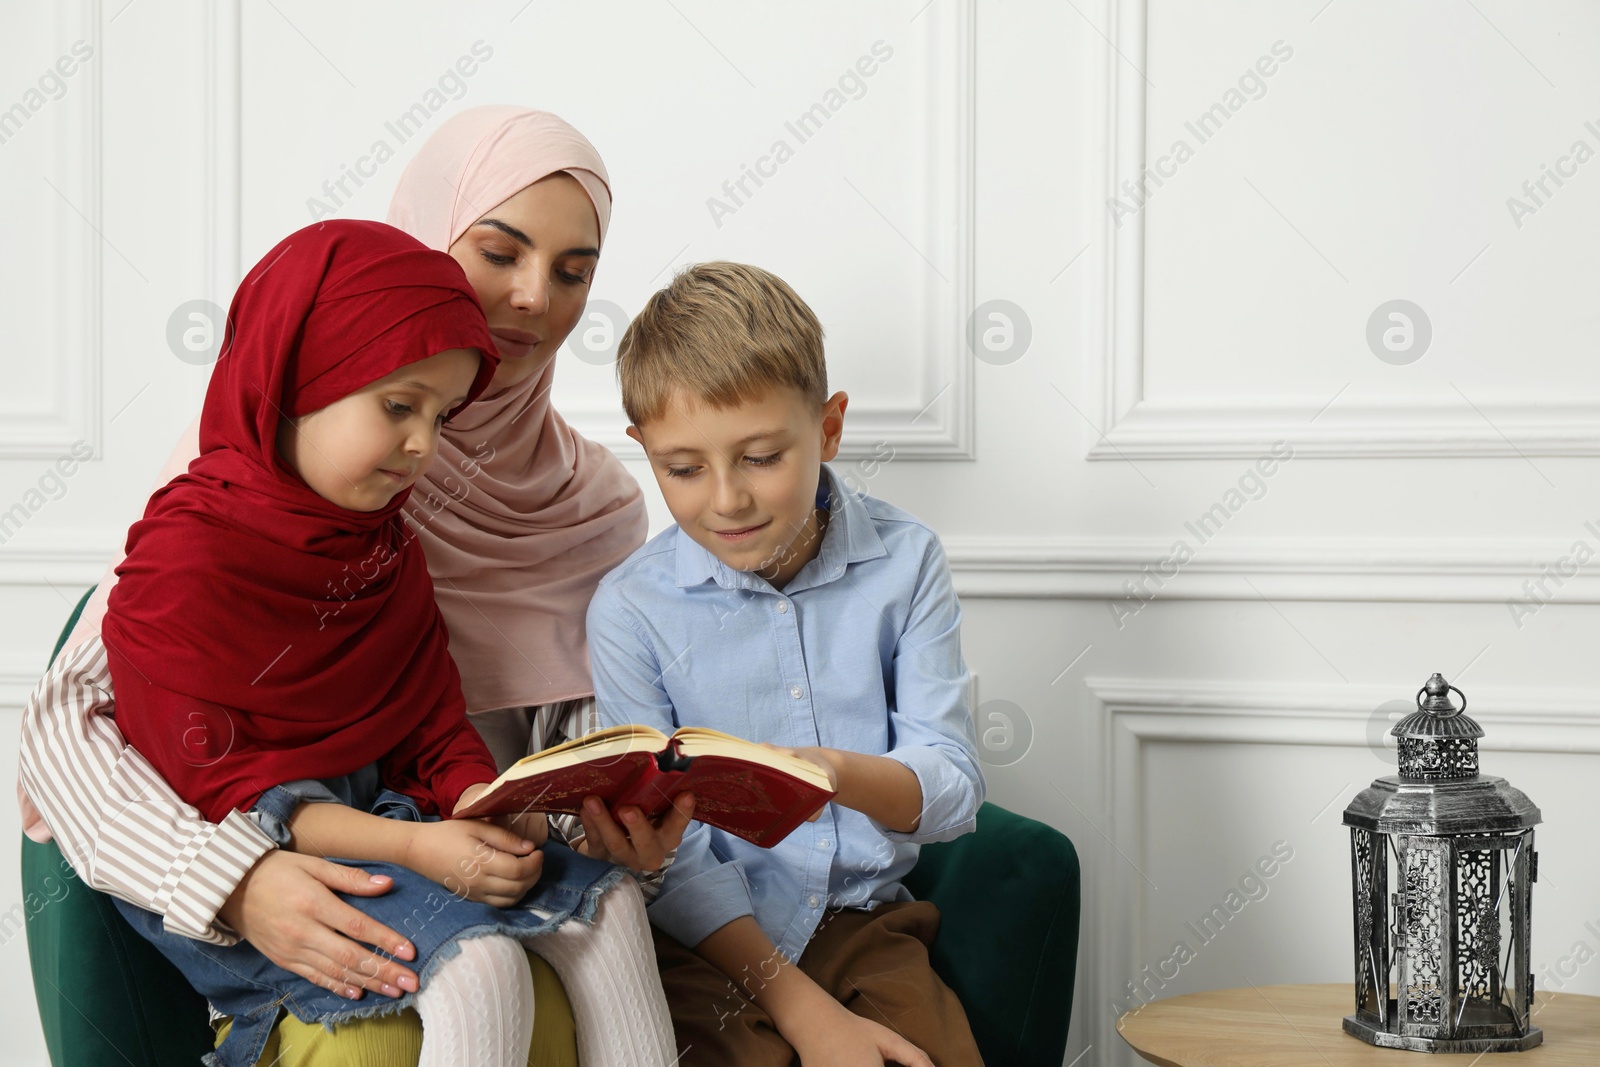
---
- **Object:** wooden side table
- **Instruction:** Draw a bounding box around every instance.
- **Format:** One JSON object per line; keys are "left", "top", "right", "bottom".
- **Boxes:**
{"left": 1117, "top": 984, "right": 1600, "bottom": 1065}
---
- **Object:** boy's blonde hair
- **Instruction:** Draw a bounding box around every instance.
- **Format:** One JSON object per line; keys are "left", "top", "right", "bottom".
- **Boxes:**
{"left": 617, "top": 261, "right": 827, "bottom": 426}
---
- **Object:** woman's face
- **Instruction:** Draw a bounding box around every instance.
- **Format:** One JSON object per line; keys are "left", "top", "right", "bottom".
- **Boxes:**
{"left": 448, "top": 173, "right": 601, "bottom": 393}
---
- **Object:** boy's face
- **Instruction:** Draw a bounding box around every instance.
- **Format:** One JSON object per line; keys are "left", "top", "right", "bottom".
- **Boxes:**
{"left": 629, "top": 386, "right": 848, "bottom": 589}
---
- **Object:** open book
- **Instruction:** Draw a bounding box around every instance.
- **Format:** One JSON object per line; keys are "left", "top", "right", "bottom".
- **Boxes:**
{"left": 453, "top": 724, "right": 836, "bottom": 848}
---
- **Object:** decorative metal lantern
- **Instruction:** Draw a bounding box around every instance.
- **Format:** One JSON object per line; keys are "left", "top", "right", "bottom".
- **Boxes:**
{"left": 1342, "top": 674, "right": 1542, "bottom": 1053}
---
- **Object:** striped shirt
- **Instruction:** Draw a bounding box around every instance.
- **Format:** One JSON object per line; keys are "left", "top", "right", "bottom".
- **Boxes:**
{"left": 16, "top": 636, "right": 649, "bottom": 945}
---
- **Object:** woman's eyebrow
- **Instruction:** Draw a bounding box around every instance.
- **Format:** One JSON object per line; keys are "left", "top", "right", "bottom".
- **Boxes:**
{"left": 476, "top": 219, "right": 531, "bottom": 246}
{"left": 473, "top": 219, "right": 598, "bottom": 258}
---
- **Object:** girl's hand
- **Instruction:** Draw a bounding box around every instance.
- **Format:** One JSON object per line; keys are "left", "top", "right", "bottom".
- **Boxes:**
{"left": 453, "top": 782, "right": 491, "bottom": 813}
{"left": 451, "top": 782, "right": 547, "bottom": 853}
{"left": 787, "top": 1001, "right": 933, "bottom": 1067}
{"left": 405, "top": 819, "right": 542, "bottom": 907}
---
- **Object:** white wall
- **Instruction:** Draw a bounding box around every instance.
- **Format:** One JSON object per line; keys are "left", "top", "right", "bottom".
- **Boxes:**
{"left": 4, "top": 2, "right": 1599, "bottom": 1065}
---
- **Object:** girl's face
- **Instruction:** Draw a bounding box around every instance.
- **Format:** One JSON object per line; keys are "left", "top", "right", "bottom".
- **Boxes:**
{"left": 276, "top": 348, "right": 482, "bottom": 512}
{"left": 448, "top": 173, "right": 601, "bottom": 393}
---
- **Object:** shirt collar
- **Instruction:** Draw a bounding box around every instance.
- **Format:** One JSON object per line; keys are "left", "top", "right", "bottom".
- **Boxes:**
{"left": 673, "top": 463, "right": 886, "bottom": 592}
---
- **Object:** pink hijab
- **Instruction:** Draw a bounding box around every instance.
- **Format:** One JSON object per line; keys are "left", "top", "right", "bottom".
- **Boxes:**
{"left": 388, "top": 106, "right": 646, "bottom": 712}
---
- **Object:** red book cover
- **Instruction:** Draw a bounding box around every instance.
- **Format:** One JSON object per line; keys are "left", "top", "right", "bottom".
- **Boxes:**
{"left": 453, "top": 725, "right": 835, "bottom": 848}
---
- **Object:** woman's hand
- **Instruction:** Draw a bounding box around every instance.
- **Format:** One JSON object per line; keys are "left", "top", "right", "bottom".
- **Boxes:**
{"left": 219, "top": 850, "right": 420, "bottom": 1000}
{"left": 405, "top": 818, "right": 543, "bottom": 907}
{"left": 574, "top": 792, "right": 695, "bottom": 871}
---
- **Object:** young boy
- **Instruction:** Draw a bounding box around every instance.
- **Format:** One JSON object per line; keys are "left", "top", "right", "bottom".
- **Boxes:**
{"left": 587, "top": 262, "right": 986, "bottom": 1067}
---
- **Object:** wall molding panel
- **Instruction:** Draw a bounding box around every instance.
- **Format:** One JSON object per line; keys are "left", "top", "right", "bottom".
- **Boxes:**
{"left": 0, "top": 1, "right": 103, "bottom": 460}
{"left": 1088, "top": 676, "right": 1600, "bottom": 757}
{"left": 5, "top": 531, "right": 1592, "bottom": 607}
{"left": 206, "top": 0, "right": 242, "bottom": 307}
{"left": 1086, "top": 396, "right": 1600, "bottom": 461}
{"left": 944, "top": 535, "right": 1592, "bottom": 603}
{"left": 1, "top": 656, "right": 46, "bottom": 713}
{"left": 1087, "top": 0, "right": 1600, "bottom": 460}
{"left": 557, "top": 0, "right": 977, "bottom": 461}
{"left": 0, "top": 529, "right": 116, "bottom": 588}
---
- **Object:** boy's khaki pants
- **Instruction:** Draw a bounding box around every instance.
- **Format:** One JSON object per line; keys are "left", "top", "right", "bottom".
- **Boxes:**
{"left": 653, "top": 900, "right": 985, "bottom": 1067}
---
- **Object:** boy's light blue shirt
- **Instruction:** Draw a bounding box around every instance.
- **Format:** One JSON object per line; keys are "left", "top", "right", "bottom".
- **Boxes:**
{"left": 587, "top": 464, "right": 984, "bottom": 961}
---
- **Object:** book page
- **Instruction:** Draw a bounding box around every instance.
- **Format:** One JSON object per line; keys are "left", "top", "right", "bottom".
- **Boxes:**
{"left": 671, "top": 727, "right": 834, "bottom": 791}
{"left": 494, "top": 723, "right": 669, "bottom": 784}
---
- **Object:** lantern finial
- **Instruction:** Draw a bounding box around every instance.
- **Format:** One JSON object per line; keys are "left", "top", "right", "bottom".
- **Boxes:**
{"left": 1419, "top": 673, "right": 1463, "bottom": 717}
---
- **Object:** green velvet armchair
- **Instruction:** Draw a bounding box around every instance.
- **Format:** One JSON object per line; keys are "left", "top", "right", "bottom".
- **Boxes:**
{"left": 24, "top": 586, "right": 1079, "bottom": 1066}
{"left": 904, "top": 802, "right": 1080, "bottom": 1066}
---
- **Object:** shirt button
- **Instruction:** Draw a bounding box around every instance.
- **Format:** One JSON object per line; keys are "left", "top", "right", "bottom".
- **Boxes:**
{"left": 818, "top": 840, "right": 830, "bottom": 849}
{"left": 789, "top": 685, "right": 803, "bottom": 699}
{"left": 776, "top": 600, "right": 790, "bottom": 614}
{"left": 808, "top": 895, "right": 820, "bottom": 908}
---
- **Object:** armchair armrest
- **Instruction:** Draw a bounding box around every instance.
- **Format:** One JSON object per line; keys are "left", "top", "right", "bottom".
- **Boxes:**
{"left": 902, "top": 801, "right": 1080, "bottom": 1067}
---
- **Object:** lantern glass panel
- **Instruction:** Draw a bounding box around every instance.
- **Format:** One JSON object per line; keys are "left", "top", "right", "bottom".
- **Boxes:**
{"left": 1454, "top": 840, "right": 1502, "bottom": 1034}
{"left": 1508, "top": 836, "right": 1534, "bottom": 1031}
{"left": 1351, "top": 827, "right": 1387, "bottom": 1023}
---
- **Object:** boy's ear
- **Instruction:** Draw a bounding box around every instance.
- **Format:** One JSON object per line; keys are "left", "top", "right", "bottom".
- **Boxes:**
{"left": 625, "top": 425, "right": 644, "bottom": 448}
{"left": 818, "top": 391, "right": 848, "bottom": 462}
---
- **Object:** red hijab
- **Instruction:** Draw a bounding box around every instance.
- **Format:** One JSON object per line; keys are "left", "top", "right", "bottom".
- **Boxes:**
{"left": 104, "top": 221, "right": 502, "bottom": 821}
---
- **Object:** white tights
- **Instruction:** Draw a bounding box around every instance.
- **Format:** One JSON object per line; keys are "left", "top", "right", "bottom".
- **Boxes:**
{"left": 414, "top": 878, "right": 675, "bottom": 1067}
{"left": 413, "top": 935, "right": 533, "bottom": 1067}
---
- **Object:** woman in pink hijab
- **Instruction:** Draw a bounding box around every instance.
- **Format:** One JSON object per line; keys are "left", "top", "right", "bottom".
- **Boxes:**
{"left": 19, "top": 107, "right": 689, "bottom": 1066}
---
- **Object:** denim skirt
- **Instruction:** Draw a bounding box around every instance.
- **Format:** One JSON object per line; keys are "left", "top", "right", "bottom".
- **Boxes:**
{"left": 114, "top": 779, "right": 625, "bottom": 1067}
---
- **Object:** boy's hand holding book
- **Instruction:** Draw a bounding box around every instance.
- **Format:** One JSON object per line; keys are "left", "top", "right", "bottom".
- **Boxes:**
{"left": 755, "top": 743, "right": 925, "bottom": 833}
{"left": 575, "top": 791, "right": 696, "bottom": 869}
{"left": 757, "top": 743, "right": 838, "bottom": 821}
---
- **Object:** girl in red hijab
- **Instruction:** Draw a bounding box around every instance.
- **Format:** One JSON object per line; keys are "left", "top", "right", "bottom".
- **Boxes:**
{"left": 102, "top": 220, "right": 635, "bottom": 1067}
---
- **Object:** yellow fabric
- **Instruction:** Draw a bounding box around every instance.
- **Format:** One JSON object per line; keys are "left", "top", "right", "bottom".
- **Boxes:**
{"left": 218, "top": 1011, "right": 421, "bottom": 1067}
{"left": 218, "top": 951, "right": 578, "bottom": 1067}
{"left": 525, "top": 948, "right": 578, "bottom": 1066}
